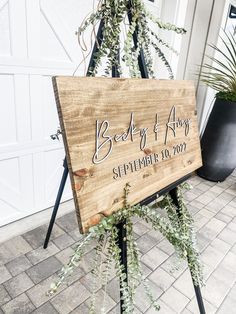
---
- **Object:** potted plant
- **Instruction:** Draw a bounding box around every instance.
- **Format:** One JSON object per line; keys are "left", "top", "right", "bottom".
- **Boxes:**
{"left": 197, "top": 31, "right": 236, "bottom": 182}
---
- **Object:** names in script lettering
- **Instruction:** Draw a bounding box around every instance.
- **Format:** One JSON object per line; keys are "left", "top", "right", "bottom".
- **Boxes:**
{"left": 92, "top": 106, "right": 191, "bottom": 166}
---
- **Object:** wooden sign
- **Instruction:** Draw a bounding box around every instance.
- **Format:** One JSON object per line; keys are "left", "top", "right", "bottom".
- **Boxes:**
{"left": 53, "top": 77, "right": 202, "bottom": 233}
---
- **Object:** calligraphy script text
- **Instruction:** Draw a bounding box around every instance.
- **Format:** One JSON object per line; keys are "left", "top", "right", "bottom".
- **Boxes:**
{"left": 92, "top": 113, "right": 148, "bottom": 164}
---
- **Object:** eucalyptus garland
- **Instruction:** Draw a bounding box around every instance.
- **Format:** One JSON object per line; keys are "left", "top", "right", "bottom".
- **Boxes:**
{"left": 76, "top": 0, "right": 186, "bottom": 78}
{"left": 48, "top": 3, "right": 201, "bottom": 312}
{"left": 48, "top": 183, "right": 203, "bottom": 313}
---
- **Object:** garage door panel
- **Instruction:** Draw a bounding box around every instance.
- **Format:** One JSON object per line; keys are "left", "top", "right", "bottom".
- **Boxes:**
{"left": 29, "top": 75, "right": 44, "bottom": 141}
{"left": 0, "top": 2, "right": 11, "bottom": 56}
{"left": 0, "top": 156, "right": 28, "bottom": 226}
{"left": 32, "top": 149, "right": 72, "bottom": 211}
{"left": 0, "top": 157, "right": 21, "bottom": 196}
{"left": 14, "top": 75, "right": 32, "bottom": 142}
{"left": 0, "top": 0, "right": 8, "bottom": 10}
{"left": 40, "top": 0, "right": 81, "bottom": 63}
{"left": 0, "top": 155, "right": 34, "bottom": 207}
{"left": 29, "top": 75, "right": 60, "bottom": 143}
{"left": 0, "top": 155, "right": 34, "bottom": 226}
{"left": 9, "top": 0, "right": 27, "bottom": 57}
{"left": 26, "top": 0, "right": 40, "bottom": 59}
{"left": 19, "top": 155, "right": 34, "bottom": 208}
{"left": 0, "top": 200, "right": 22, "bottom": 226}
{"left": 44, "top": 148, "right": 72, "bottom": 204}
{"left": 0, "top": 75, "right": 16, "bottom": 145}
{"left": 40, "top": 12, "right": 71, "bottom": 62}
{"left": 40, "top": 0, "right": 102, "bottom": 67}
{"left": 42, "top": 76, "right": 61, "bottom": 139}
{"left": 0, "top": 74, "right": 32, "bottom": 146}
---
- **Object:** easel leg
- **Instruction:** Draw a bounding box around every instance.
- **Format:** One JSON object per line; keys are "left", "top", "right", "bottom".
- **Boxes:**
{"left": 169, "top": 188, "right": 206, "bottom": 314}
{"left": 117, "top": 220, "right": 128, "bottom": 313}
{"left": 43, "top": 159, "right": 69, "bottom": 249}
{"left": 193, "top": 285, "right": 206, "bottom": 314}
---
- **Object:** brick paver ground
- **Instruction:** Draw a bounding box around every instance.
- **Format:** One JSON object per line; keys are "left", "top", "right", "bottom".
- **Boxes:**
{"left": 0, "top": 172, "right": 236, "bottom": 313}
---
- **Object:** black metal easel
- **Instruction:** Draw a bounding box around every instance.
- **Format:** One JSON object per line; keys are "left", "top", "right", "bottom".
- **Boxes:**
{"left": 44, "top": 4, "right": 206, "bottom": 313}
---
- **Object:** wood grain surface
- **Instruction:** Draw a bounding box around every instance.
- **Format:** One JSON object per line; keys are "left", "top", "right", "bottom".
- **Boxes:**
{"left": 53, "top": 77, "right": 202, "bottom": 233}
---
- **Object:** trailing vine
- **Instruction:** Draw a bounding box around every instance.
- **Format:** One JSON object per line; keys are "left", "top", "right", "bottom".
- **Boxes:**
{"left": 48, "top": 183, "right": 203, "bottom": 313}
{"left": 75, "top": 0, "right": 186, "bottom": 78}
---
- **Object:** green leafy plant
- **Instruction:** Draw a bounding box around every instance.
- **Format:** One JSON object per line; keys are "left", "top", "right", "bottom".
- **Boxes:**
{"left": 75, "top": 0, "right": 186, "bottom": 78}
{"left": 201, "top": 30, "right": 236, "bottom": 102}
{"left": 48, "top": 183, "right": 203, "bottom": 313}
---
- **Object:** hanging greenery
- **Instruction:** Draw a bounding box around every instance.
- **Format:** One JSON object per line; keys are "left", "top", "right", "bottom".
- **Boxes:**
{"left": 48, "top": 183, "right": 203, "bottom": 313}
{"left": 75, "top": 0, "right": 186, "bottom": 78}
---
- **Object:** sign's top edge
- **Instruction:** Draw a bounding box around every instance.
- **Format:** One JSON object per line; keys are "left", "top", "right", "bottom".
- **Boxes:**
{"left": 53, "top": 76, "right": 194, "bottom": 83}
{"left": 53, "top": 76, "right": 195, "bottom": 89}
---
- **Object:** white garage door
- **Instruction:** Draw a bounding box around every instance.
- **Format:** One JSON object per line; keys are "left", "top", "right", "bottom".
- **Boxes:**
{"left": 0, "top": 0, "right": 163, "bottom": 227}
{"left": 0, "top": 0, "right": 94, "bottom": 226}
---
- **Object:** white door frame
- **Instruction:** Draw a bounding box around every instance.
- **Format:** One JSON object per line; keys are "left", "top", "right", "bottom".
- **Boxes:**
{"left": 199, "top": 0, "right": 236, "bottom": 133}
{"left": 179, "top": 0, "right": 236, "bottom": 133}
